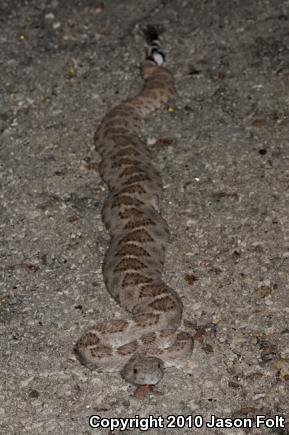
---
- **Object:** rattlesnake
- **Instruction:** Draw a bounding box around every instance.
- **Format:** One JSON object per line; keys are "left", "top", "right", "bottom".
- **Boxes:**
{"left": 75, "top": 26, "right": 193, "bottom": 386}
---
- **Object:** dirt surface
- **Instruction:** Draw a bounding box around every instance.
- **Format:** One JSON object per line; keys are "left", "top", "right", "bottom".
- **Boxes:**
{"left": 1, "top": 0, "right": 289, "bottom": 434}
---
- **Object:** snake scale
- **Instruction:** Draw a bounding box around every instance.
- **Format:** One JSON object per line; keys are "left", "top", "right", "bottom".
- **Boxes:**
{"left": 74, "top": 26, "right": 193, "bottom": 386}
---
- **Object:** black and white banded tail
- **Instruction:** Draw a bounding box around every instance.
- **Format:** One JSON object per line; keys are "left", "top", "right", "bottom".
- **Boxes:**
{"left": 144, "top": 25, "right": 166, "bottom": 66}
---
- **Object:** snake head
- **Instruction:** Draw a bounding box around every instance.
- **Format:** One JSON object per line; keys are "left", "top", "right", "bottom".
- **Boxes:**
{"left": 120, "top": 353, "right": 164, "bottom": 385}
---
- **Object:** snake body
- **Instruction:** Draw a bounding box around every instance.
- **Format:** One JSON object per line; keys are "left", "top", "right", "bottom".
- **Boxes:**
{"left": 75, "top": 26, "right": 193, "bottom": 385}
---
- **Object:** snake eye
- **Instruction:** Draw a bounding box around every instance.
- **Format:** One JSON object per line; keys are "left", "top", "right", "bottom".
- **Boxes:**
{"left": 133, "top": 368, "right": 138, "bottom": 374}
{"left": 158, "top": 363, "right": 161, "bottom": 369}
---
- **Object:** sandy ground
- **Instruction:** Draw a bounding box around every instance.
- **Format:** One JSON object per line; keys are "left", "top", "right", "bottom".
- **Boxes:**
{"left": 1, "top": 0, "right": 289, "bottom": 434}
